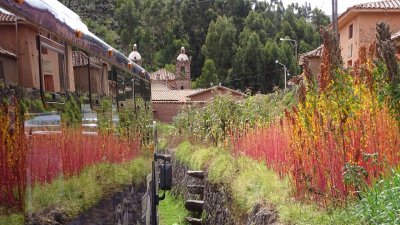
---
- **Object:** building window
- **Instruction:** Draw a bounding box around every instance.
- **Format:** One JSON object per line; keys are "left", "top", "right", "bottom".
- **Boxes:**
{"left": 347, "top": 60, "right": 352, "bottom": 67}
{"left": 349, "top": 24, "right": 353, "bottom": 39}
{"left": 181, "top": 85, "right": 184, "bottom": 90}
{"left": 347, "top": 44, "right": 353, "bottom": 58}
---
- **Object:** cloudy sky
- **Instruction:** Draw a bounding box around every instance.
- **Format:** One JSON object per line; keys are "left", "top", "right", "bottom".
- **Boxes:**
{"left": 281, "top": 0, "right": 380, "bottom": 14}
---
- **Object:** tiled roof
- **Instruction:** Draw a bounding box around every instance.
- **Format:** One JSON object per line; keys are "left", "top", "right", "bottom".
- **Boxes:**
{"left": 72, "top": 51, "right": 102, "bottom": 67}
{"left": 336, "top": 0, "right": 400, "bottom": 29}
{"left": 0, "top": 47, "right": 16, "bottom": 58}
{"left": 300, "top": 45, "right": 324, "bottom": 59}
{"left": 186, "top": 85, "right": 246, "bottom": 98}
{"left": 150, "top": 68, "right": 176, "bottom": 81}
{"left": 352, "top": 0, "right": 400, "bottom": 10}
{"left": 152, "top": 89, "right": 203, "bottom": 102}
{"left": 0, "top": 11, "right": 23, "bottom": 23}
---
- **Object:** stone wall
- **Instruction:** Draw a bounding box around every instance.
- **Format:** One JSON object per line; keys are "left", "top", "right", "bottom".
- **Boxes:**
{"left": 172, "top": 158, "right": 279, "bottom": 225}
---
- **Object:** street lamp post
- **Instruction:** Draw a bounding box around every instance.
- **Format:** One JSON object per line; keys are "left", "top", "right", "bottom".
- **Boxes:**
{"left": 280, "top": 37, "right": 298, "bottom": 61}
{"left": 275, "top": 60, "right": 287, "bottom": 90}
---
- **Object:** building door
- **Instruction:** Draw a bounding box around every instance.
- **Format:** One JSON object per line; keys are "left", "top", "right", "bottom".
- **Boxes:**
{"left": 44, "top": 74, "right": 54, "bottom": 92}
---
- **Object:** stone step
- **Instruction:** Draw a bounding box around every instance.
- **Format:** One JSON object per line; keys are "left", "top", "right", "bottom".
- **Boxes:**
{"left": 187, "top": 185, "right": 205, "bottom": 195}
{"left": 185, "top": 200, "right": 204, "bottom": 212}
{"left": 187, "top": 170, "right": 205, "bottom": 179}
{"left": 186, "top": 217, "right": 202, "bottom": 225}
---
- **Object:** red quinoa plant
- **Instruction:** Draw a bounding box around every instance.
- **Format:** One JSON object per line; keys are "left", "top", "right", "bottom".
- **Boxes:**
{"left": 1, "top": 89, "right": 144, "bottom": 212}
{"left": 234, "top": 25, "right": 400, "bottom": 204}
{"left": 0, "top": 96, "right": 26, "bottom": 211}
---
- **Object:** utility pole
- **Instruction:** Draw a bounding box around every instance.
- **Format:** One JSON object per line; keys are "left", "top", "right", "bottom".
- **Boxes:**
{"left": 332, "top": 0, "right": 338, "bottom": 34}
{"left": 276, "top": 60, "right": 287, "bottom": 91}
{"left": 283, "top": 66, "right": 287, "bottom": 90}
{"left": 280, "top": 37, "right": 298, "bottom": 62}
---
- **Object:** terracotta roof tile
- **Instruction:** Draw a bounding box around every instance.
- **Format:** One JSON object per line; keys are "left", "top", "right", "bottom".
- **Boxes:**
{"left": 150, "top": 68, "right": 176, "bottom": 81}
{"left": 152, "top": 89, "right": 203, "bottom": 102}
{"left": 352, "top": 0, "right": 400, "bottom": 10}
{"left": 300, "top": 45, "right": 324, "bottom": 59}
{"left": 72, "top": 51, "right": 102, "bottom": 67}
{"left": 0, "top": 12, "right": 23, "bottom": 23}
{"left": 186, "top": 85, "right": 246, "bottom": 98}
{"left": 0, "top": 47, "right": 16, "bottom": 58}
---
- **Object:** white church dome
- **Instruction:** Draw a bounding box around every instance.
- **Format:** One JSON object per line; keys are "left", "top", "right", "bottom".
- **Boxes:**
{"left": 177, "top": 47, "right": 189, "bottom": 61}
{"left": 128, "top": 44, "right": 142, "bottom": 61}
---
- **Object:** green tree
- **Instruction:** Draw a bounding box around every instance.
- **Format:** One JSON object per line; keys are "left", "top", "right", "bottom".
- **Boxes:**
{"left": 193, "top": 59, "right": 218, "bottom": 88}
{"left": 232, "top": 32, "right": 265, "bottom": 92}
{"left": 202, "top": 16, "right": 237, "bottom": 82}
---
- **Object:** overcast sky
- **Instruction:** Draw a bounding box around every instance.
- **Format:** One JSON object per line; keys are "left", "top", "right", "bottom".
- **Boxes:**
{"left": 281, "top": 0, "right": 381, "bottom": 14}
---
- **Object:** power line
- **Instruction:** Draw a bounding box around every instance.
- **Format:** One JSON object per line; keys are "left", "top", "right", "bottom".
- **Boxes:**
{"left": 222, "top": 68, "right": 284, "bottom": 83}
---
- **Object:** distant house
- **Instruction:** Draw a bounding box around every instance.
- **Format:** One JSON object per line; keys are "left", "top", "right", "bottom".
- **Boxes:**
{"left": 298, "top": 45, "right": 323, "bottom": 77}
{"left": 72, "top": 51, "right": 110, "bottom": 96}
{"left": 0, "top": 10, "right": 75, "bottom": 92}
{"left": 147, "top": 47, "right": 246, "bottom": 122}
{"left": 337, "top": 0, "right": 400, "bottom": 67}
{"left": 299, "top": 0, "right": 400, "bottom": 76}
{"left": 152, "top": 85, "right": 246, "bottom": 122}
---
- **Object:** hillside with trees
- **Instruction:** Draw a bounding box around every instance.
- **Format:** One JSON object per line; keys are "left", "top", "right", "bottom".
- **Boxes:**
{"left": 60, "top": 0, "right": 330, "bottom": 93}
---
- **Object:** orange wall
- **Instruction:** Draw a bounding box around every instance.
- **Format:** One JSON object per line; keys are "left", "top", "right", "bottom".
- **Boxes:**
{"left": 0, "top": 24, "right": 74, "bottom": 91}
{"left": 307, "top": 57, "right": 322, "bottom": 77}
{"left": 153, "top": 102, "right": 186, "bottom": 123}
{"left": 0, "top": 55, "right": 17, "bottom": 84}
{"left": 0, "top": 25, "right": 17, "bottom": 53}
{"left": 339, "top": 11, "right": 400, "bottom": 67}
{"left": 18, "top": 26, "right": 40, "bottom": 88}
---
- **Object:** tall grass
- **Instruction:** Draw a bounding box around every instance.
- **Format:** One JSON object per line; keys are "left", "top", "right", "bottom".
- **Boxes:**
{"left": 233, "top": 39, "right": 400, "bottom": 204}
{"left": 175, "top": 141, "right": 360, "bottom": 224}
{"left": 353, "top": 168, "right": 400, "bottom": 224}
{"left": 27, "top": 129, "right": 141, "bottom": 183}
{"left": 173, "top": 89, "right": 297, "bottom": 146}
{"left": 1, "top": 114, "right": 142, "bottom": 213}
{"left": 158, "top": 193, "right": 188, "bottom": 225}
{"left": 26, "top": 157, "right": 150, "bottom": 216}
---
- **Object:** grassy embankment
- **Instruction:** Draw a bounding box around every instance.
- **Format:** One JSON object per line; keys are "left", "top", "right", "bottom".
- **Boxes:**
{"left": 158, "top": 193, "right": 188, "bottom": 225}
{"left": 0, "top": 157, "right": 150, "bottom": 225}
{"left": 174, "top": 140, "right": 400, "bottom": 224}
{"left": 174, "top": 141, "right": 361, "bottom": 225}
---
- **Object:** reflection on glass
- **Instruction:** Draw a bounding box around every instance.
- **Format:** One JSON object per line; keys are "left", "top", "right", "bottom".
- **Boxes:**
{"left": 81, "top": 103, "right": 98, "bottom": 135}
